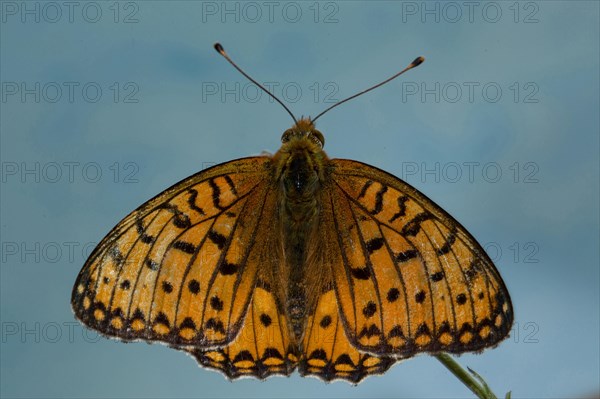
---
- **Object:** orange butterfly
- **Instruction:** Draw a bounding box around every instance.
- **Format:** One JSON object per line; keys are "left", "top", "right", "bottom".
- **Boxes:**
{"left": 71, "top": 44, "right": 513, "bottom": 383}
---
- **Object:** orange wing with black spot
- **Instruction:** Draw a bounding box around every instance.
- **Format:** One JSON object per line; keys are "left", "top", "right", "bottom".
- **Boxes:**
{"left": 293, "top": 181, "right": 396, "bottom": 383}
{"left": 186, "top": 281, "right": 298, "bottom": 379}
{"left": 71, "top": 157, "right": 275, "bottom": 348}
{"left": 326, "top": 159, "right": 513, "bottom": 358}
{"left": 300, "top": 289, "right": 395, "bottom": 383}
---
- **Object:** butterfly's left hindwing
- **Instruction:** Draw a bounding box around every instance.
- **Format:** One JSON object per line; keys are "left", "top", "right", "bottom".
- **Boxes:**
{"left": 187, "top": 284, "right": 297, "bottom": 380}
{"left": 325, "top": 159, "right": 513, "bottom": 358}
{"left": 71, "top": 157, "right": 274, "bottom": 348}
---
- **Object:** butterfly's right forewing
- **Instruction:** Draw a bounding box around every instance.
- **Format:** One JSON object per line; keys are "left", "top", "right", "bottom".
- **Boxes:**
{"left": 326, "top": 159, "right": 513, "bottom": 357}
{"left": 71, "top": 157, "right": 273, "bottom": 348}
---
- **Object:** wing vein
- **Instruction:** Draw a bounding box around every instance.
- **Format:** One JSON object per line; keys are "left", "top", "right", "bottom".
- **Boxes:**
{"left": 405, "top": 231, "right": 438, "bottom": 338}
{"left": 347, "top": 199, "right": 386, "bottom": 351}
{"left": 328, "top": 189, "right": 359, "bottom": 343}
{"left": 223, "top": 182, "right": 272, "bottom": 343}
{"left": 375, "top": 222, "right": 413, "bottom": 339}
{"left": 108, "top": 210, "right": 163, "bottom": 318}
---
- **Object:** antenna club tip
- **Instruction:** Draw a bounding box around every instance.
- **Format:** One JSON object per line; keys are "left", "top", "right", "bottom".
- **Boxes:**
{"left": 214, "top": 43, "right": 225, "bottom": 54}
{"left": 411, "top": 56, "right": 425, "bottom": 67}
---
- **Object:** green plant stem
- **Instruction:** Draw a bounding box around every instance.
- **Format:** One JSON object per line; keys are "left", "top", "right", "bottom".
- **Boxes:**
{"left": 434, "top": 353, "right": 497, "bottom": 399}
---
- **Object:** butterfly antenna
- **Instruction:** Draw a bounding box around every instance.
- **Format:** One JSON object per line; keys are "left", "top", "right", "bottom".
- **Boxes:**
{"left": 312, "top": 56, "right": 425, "bottom": 123}
{"left": 214, "top": 43, "right": 298, "bottom": 125}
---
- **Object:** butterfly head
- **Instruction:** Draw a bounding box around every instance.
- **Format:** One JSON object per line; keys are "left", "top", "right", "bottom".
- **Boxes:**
{"left": 274, "top": 117, "right": 328, "bottom": 196}
{"left": 281, "top": 118, "right": 325, "bottom": 149}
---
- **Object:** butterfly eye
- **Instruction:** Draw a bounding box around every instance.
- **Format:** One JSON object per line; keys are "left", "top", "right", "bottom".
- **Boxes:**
{"left": 309, "top": 130, "right": 325, "bottom": 148}
{"left": 281, "top": 129, "right": 294, "bottom": 143}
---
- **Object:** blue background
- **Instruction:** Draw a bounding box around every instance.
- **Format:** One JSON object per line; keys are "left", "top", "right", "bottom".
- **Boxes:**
{"left": 1, "top": 1, "right": 599, "bottom": 398}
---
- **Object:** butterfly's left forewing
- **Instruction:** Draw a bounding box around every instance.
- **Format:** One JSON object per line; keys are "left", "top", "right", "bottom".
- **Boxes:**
{"left": 326, "top": 159, "right": 513, "bottom": 358}
{"left": 185, "top": 180, "right": 299, "bottom": 379}
{"left": 71, "top": 157, "right": 274, "bottom": 348}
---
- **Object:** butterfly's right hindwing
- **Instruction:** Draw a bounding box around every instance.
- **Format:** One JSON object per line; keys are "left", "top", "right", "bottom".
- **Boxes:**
{"left": 71, "top": 157, "right": 273, "bottom": 348}
{"left": 300, "top": 288, "right": 395, "bottom": 383}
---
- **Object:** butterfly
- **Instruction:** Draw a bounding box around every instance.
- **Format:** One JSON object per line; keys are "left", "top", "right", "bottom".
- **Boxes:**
{"left": 71, "top": 44, "right": 513, "bottom": 384}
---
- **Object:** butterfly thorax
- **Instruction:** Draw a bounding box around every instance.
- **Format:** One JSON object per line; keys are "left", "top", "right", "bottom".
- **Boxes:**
{"left": 272, "top": 119, "right": 329, "bottom": 341}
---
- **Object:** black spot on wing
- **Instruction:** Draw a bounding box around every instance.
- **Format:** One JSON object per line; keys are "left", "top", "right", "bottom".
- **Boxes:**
{"left": 320, "top": 315, "right": 332, "bottom": 328}
{"left": 415, "top": 323, "right": 431, "bottom": 338}
{"left": 436, "top": 229, "right": 457, "bottom": 255}
{"left": 389, "top": 195, "right": 409, "bottom": 222}
{"left": 371, "top": 185, "right": 388, "bottom": 215}
{"left": 401, "top": 212, "right": 431, "bottom": 237}
{"left": 430, "top": 271, "right": 445, "bottom": 282}
{"left": 187, "top": 189, "right": 205, "bottom": 215}
{"left": 219, "top": 262, "right": 239, "bottom": 275}
{"left": 465, "top": 259, "right": 482, "bottom": 282}
{"left": 224, "top": 175, "right": 239, "bottom": 197}
{"left": 357, "top": 180, "right": 373, "bottom": 199}
{"left": 350, "top": 267, "right": 371, "bottom": 280}
{"left": 110, "top": 307, "right": 124, "bottom": 320}
{"left": 207, "top": 230, "right": 227, "bottom": 249}
{"left": 173, "top": 241, "right": 196, "bottom": 254}
{"left": 459, "top": 322, "right": 473, "bottom": 336}
{"left": 135, "top": 218, "right": 155, "bottom": 244}
{"left": 387, "top": 288, "right": 400, "bottom": 302}
{"left": 334, "top": 353, "right": 355, "bottom": 366}
{"left": 208, "top": 178, "right": 225, "bottom": 210}
{"left": 108, "top": 246, "right": 125, "bottom": 268}
{"left": 179, "top": 317, "right": 197, "bottom": 330}
{"left": 388, "top": 325, "right": 405, "bottom": 338}
{"left": 262, "top": 347, "right": 283, "bottom": 361}
{"left": 131, "top": 308, "right": 145, "bottom": 323}
{"left": 188, "top": 279, "right": 200, "bottom": 294}
{"left": 210, "top": 296, "right": 224, "bottom": 311}
{"left": 154, "top": 312, "right": 170, "bottom": 328}
{"left": 232, "top": 350, "right": 254, "bottom": 363}
{"left": 259, "top": 314, "right": 272, "bottom": 327}
{"left": 438, "top": 321, "right": 451, "bottom": 335}
{"left": 358, "top": 324, "right": 381, "bottom": 339}
{"left": 308, "top": 349, "right": 327, "bottom": 361}
{"left": 396, "top": 249, "right": 418, "bottom": 263}
{"left": 161, "top": 281, "right": 173, "bottom": 294}
{"left": 161, "top": 204, "right": 191, "bottom": 229}
{"left": 146, "top": 259, "right": 159, "bottom": 271}
{"left": 365, "top": 237, "right": 385, "bottom": 254}
{"left": 362, "top": 302, "right": 377, "bottom": 317}
{"left": 205, "top": 318, "right": 225, "bottom": 334}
